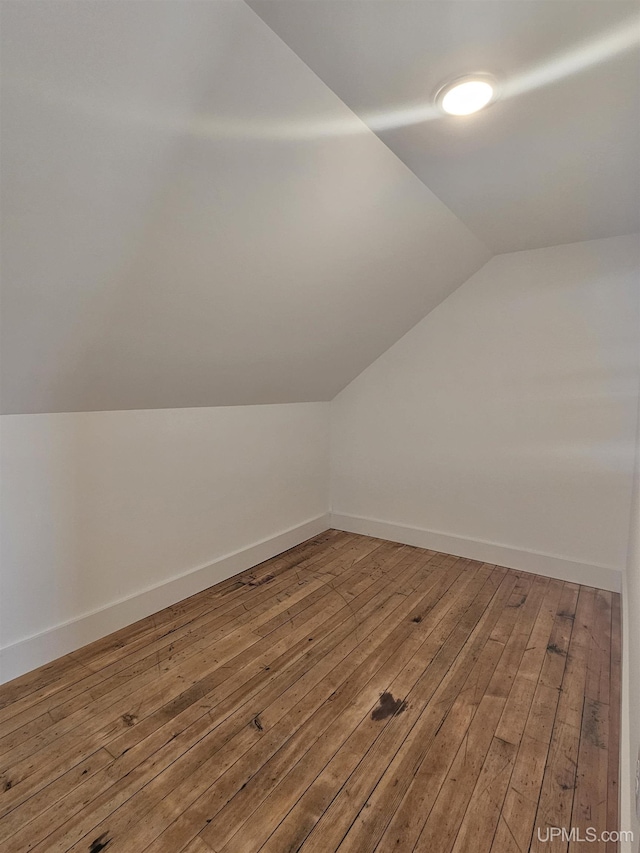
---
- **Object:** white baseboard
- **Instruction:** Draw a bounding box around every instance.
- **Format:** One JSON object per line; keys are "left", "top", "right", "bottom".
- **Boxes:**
{"left": 331, "top": 513, "right": 621, "bottom": 593}
{"left": 0, "top": 514, "right": 331, "bottom": 685}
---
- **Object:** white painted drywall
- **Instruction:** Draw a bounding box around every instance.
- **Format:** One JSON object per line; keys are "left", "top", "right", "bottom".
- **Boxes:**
{"left": 250, "top": 0, "right": 640, "bottom": 253}
{"left": 0, "top": 403, "right": 330, "bottom": 681}
{"left": 0, "top": 0, "right": 488, "bottom": 415}
{"left": 331, "top": 235, "right": 640, "bottom": 581}
{"left": 621, "top": 383, "right": 640, "bottom": 851}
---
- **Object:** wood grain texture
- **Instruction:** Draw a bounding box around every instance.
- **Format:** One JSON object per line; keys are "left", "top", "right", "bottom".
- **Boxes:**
{"left": 0, "top": 531, "right": 621, "bottom": 852}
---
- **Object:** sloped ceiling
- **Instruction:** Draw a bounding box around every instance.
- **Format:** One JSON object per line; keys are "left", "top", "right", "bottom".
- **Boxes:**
{"left": 1, "top": 1, "right": 637, "bottom": 415}
{"left": 0, "top": 0, "right": 489, "bottom": 414}
{"left": 249, "top": 0, "right": 640, "bottom": 253}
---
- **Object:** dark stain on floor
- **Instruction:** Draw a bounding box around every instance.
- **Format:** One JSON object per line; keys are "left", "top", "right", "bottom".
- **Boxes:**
{"left": 371, "top": 692, "right": 407, "bottom": 721}
{"left": 121, "top": 713, "right": 137, "bottom": 727}
{"left": 88, "top": 832, "right": 111, "bottom": 852}
{"left": 411, "top": 615, "right": 422, "bottom": 623}
{"left": 558, "top": 610, "right": 575, "bottom": 620}
{"left": 546, "top": 642, "right": 565, "bottom": 656}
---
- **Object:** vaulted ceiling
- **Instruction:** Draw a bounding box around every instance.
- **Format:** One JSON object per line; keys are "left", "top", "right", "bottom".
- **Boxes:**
{"left": 249, "top": 0, "right": 640, "bottom": 253}
{"left": 1, "top": 1, "right": 637, "bottom": 414}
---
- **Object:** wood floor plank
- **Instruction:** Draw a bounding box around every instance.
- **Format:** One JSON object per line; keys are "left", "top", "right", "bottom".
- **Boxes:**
{"left": 19, "top": 548, "right": 440, "bottom": 852}
{"left": 0, "top": 531, "right": 354, "bottom": 725}
{"left": 202, "top": 564, "right": 499, "bottom": 853}
{"left": 205, "top": 565, "right": 507, "bottom": 853}
{"left": 293, "top": 570, "right": 524, "bottom": 853}
{"left": 377, "top": 575, "right": 557, "bottom": 853}
{"left": 568, "top": 590, "right": 613, "bottom": 853}
{"left": 0, "top": 542, "right": 383, "bottom": 809}
{"left": 66, "top": 555, "right": 475, "bottom": 853}
{"left": 0, "top": 533, "right": 379, "bottom": 754}
{"left": 491, "top": 583, "right": 590, "bottom": 853}
{"left": 183, "top": 838, "right": 215, "bottom": 853}
{"left": 0, "top": 531, "right": 344, "bottom": 711}
{"left": 0, "top": 532, "right": 620, "bottom": 853}
{"left": 1, "top": 546, "right": 421, "bottom": 847}
{"left": 448, "top": 578, "right": 567, "bottom": 853}
{"left": 329, "top": 571, "right": 518, "bottom": 853}
{"left": 0, "top": 536, "right": 391, "bottom": 797}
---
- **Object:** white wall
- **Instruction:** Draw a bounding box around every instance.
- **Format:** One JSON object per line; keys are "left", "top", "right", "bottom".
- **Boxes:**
{"left": 331, "top": 234, "right": 640, "bottom": 590}
{"left": 621, "top": 385, "right": 640, "bottom": 852}
{"left": 0, "top": 403, "right": 330, "bottom": 682}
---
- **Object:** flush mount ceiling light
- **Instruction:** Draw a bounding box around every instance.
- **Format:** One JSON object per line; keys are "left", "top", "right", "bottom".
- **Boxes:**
{"left": 436, "top": 74, "right": 497, "bottom": 116}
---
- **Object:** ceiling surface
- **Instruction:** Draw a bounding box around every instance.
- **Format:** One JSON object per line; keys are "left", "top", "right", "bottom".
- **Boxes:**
{"left": 1, "top": 0, "right": 638, "bottom": 414}
{"left": 249, "top": 0, "right": 640, "bottom": 253}
{"left": 0, "top": 0, "right": 488, "bottom": 414}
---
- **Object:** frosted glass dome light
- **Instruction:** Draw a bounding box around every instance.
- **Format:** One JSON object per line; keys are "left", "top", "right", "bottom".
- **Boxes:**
{"left": 437, "top": 76, "right": 496, "bottom": 115}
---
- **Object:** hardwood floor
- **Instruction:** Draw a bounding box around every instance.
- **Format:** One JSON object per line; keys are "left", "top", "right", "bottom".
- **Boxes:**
{"left": 0, "top": 530, "right": 621, "bottom": 853}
